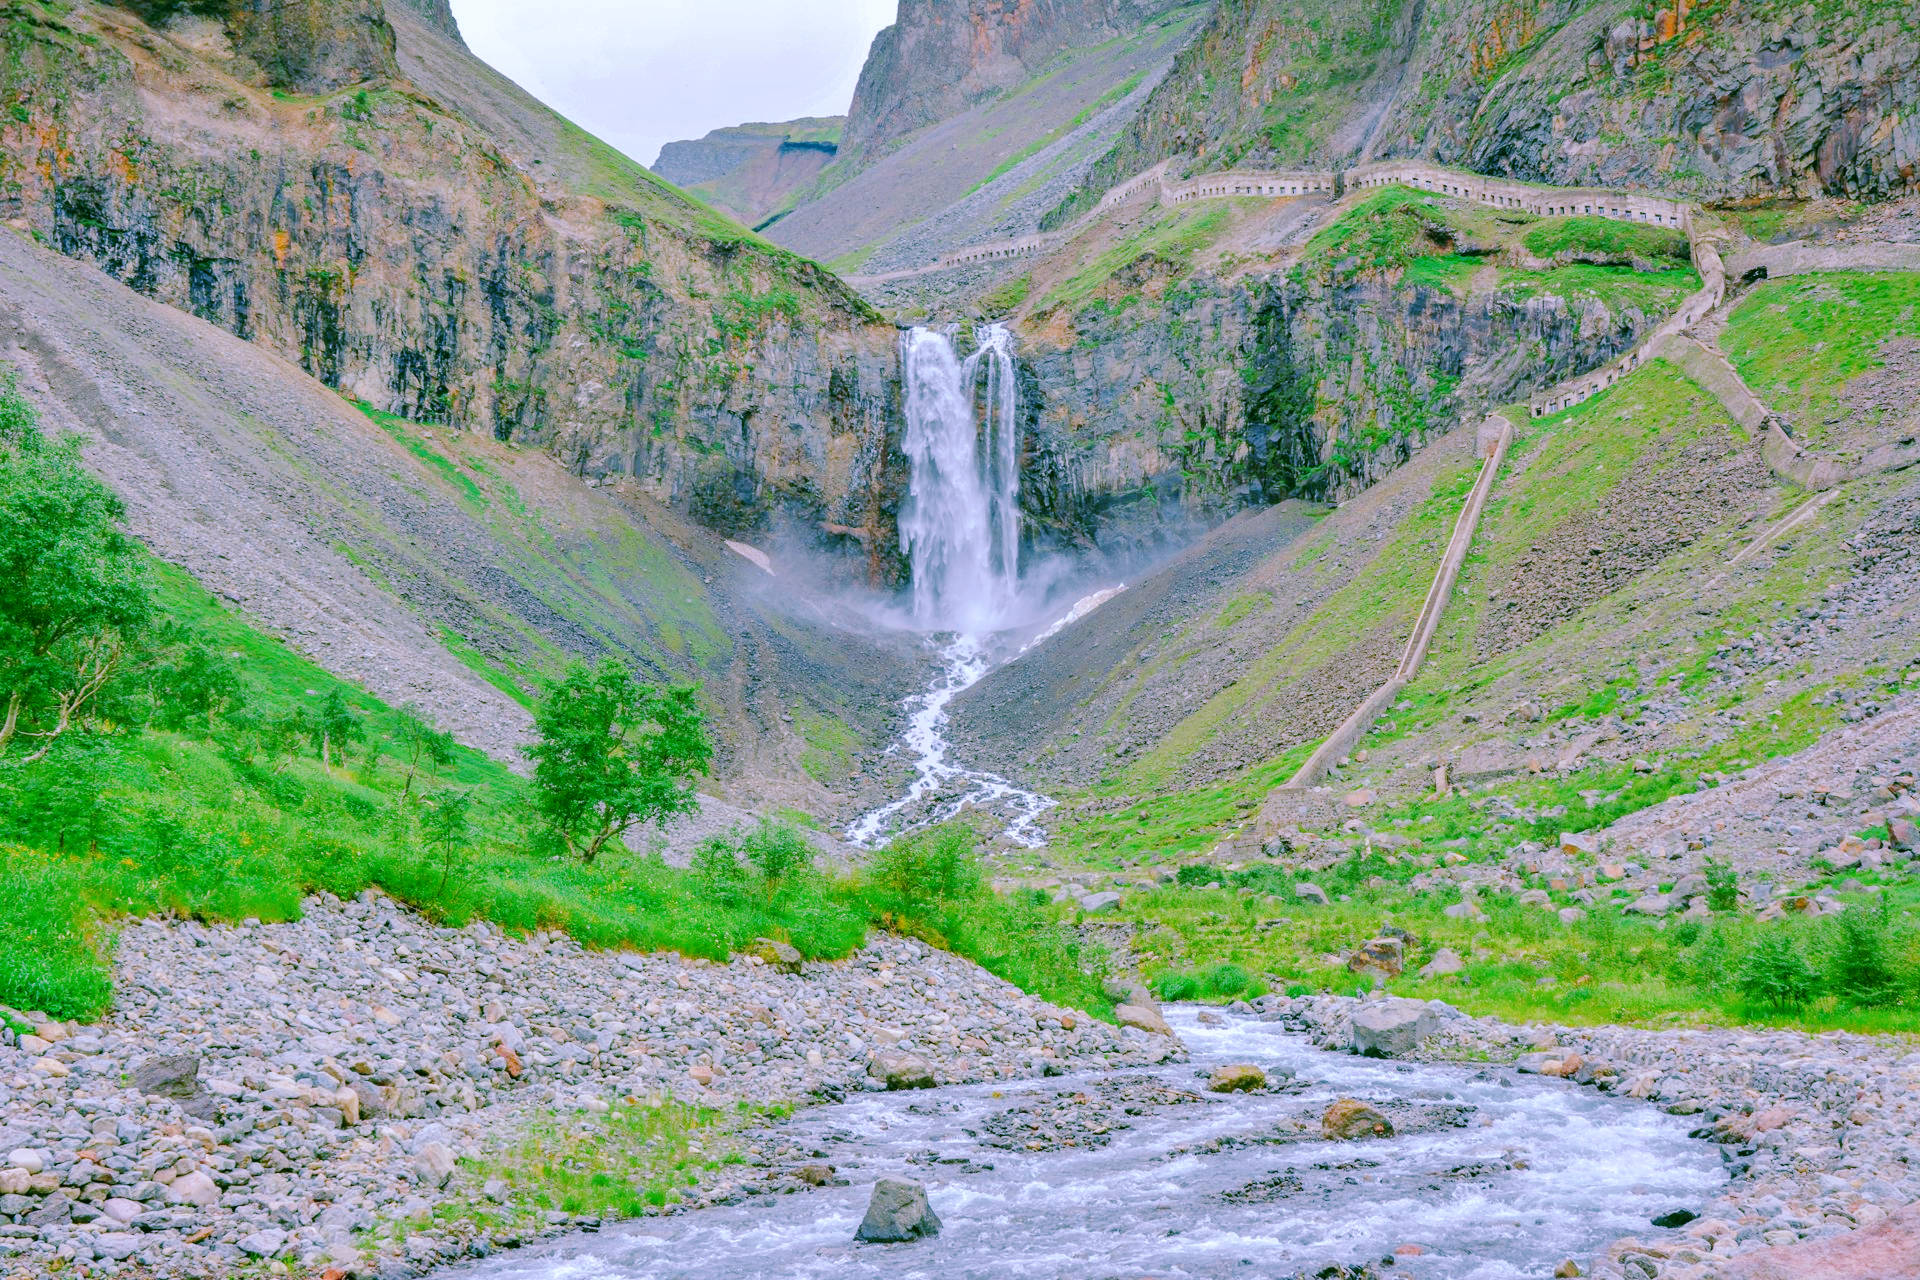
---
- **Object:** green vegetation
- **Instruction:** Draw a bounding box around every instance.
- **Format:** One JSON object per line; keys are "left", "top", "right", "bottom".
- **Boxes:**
{"left": 1293, "top": 187, "right": 1464, "bottom": 282}
{"left": 977, "top": 273, "right": 1033, "bottom": 316}
{"left": 1522, "top": 215, "right": 1690, "bottom": 267}
{"left": 0, "top": 375, "right": 1109, "bottom": 1023}
{"left": 1721, "top": 272, "right": 1920, "bottom": 448}
{"left": 1118, "top": 861, "right": 1920, "bottom": 1034}
{"left": 1035, "top": 204, "right": 1234, "bottom": 314}
{"left": 1497, "top": 263, "right": 1700, "bottom": 316}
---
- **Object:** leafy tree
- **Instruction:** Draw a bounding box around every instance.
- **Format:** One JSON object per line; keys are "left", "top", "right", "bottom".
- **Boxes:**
{"left": 527, "top": 658, "right": 711, "bottom": 864}
{"left": 1826, "top": 903, "right": 1896, "bottom": 1004}
{"left": 870, "top": 823, "right": 985, "bottom": 905}
{"left": 148, "top": 637, "right": 246, "bottom": 736}
{"left": 309, "top": 689, "right": 363, "bottom": 775}
{"left": 422, "top": 788, "right": 472, "bottom": 895}
{"left": 0, "top": 369, "right": 151, "bottom": 761}
{"left": 690, "top": 833, "right": 750, "bottom": 907}
{"left": 389, "top": 702, "right": 456, "bottom": 803}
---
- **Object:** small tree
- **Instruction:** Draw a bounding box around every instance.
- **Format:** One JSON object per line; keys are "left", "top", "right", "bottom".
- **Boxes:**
{"left": 0, "top": 369, "right": 151, "bottom": 761}
{"left": 1736, "top": 932, "right": 1817, "bottom": 1009}
{"left": 149, "top": 638, "right": 246, "bottom": 737}
{"left": 527, "top": 658, "right": 711, "bottom": 864}
{"left": 389, "top": 701, "right": 456, "bottom": 803}
{"left": 309, "top": 689, "right": 363, "bottom": 775}
{"left": 690, "top": 832, "right": 750, "bottom": 907}
{"left": 1703, "top": 858, "right": 1739, "bottom": 913}
{"left": 421, "top": 788, "right": 472, "bottom": 895}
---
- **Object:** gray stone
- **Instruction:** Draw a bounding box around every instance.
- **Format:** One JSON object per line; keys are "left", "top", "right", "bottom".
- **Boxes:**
{"left": 1294, "top": 882, "right": 1329, "bottom": 906}
{"left": 413, "top": 1142, "right": 457, "bottom": 1189}
{"left": 1350, "top": 997, "right": 1439, "bottom": 1058}
{"left": 239, "top": 1228, "right": 288, "bottom": 1258}
{"left": 1418, "top": 947, "right": 1466, "bottom": 978}
{"left": 854, "top": 1178, "right": 941, "bottom": 1243}
{"left": 1077, "top": 890, "right": 1122, "bottom": 912}
{"left": 164, "top": 1172, "right": 219, "bottom": 1209}
{"left": 866, "top": 1049, "right": 935, "bottom": 1090}
{"left": 91, "top": 1233, "right": 141, "bottom": 1261}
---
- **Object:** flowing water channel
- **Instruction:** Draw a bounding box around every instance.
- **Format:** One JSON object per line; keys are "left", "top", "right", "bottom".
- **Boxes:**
{"left": 848, "top": 323, "right": 1059, "bottom": 848}
{"left": 450, "top": 1008, "right": 1724, "bottom": 1280}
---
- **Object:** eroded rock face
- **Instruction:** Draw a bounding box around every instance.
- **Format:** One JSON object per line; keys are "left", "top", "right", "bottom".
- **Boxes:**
{"left": 841, "top": 0, "right": 1189, "bottom": 168}
{"left": 1073, "top": 0, "right": 1917, "bottom": 205}
{"left": 5, "top": 0, "right": 905, "bottom": 569}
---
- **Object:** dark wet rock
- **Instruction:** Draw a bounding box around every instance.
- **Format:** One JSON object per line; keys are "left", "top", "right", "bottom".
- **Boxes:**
{"left": 1322, "top": 1099, "right": 1394, "bottom": 1140}
{"left": 854, "top": 1178, "right": 941, "bottom": 1244}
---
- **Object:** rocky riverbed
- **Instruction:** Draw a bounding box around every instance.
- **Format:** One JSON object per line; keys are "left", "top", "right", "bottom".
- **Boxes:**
{"left": 1261, "top": 993, "right": 1920, "bottom": 1280}
{"left": 0, "top": 892, "right": 1172, "bottom": 1278}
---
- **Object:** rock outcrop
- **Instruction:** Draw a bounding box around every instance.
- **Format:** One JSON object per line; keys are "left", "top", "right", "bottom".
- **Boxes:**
{"left": 841, "top": 0, "right": 1190, "bottom": 168}
{"left": 1066, "top": 0, "right": 1919, "bottom": 216}
{"left": 652, "top": 118, "right": 843, "bottom": 227}
{"left": 2, "top": 0, "right": 906, "bottom": 568}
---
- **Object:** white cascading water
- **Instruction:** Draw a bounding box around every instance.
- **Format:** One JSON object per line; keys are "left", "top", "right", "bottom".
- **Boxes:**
{"left": 897, "top": 323, "right": 1022, "bottom": 634}
{"left": 848, "top": 324, "right": 1056, "bottom": 849}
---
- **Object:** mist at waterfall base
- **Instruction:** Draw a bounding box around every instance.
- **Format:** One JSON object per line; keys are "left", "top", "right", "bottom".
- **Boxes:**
{"left": 846, "top": 324, "right": 1107, "bottom": 850}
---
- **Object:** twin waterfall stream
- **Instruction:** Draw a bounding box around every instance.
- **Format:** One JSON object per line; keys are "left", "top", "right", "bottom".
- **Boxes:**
{"left": 450, "top": 325, "right": 1727, "bottom": 1280}
{"left": 847, "top": 324, "right": 1057, "bottom": 850}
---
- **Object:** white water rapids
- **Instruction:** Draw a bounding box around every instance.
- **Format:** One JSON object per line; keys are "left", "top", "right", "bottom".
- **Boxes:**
{"left": 446, "top": 1007, "right": 1725, "bottom": 1280}
{"left": 847, "top": 324, "right": 1060, "bottom": 849}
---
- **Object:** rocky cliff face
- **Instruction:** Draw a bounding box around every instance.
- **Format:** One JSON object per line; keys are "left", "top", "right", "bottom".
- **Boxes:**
{"left": 841, "top": 0, "right": 1190, "bottom": 167}
{"left": 652, "top": 118, "right": 842, "bottom": 227}
{"left": 2, "top": 0, "right": 908, "bottom": 577}
{"left": 1011, "top": 262, "right": 1667, "bottom": 559}
{"left": 1064, "top": 0, "right": 1918, "bottom": 216}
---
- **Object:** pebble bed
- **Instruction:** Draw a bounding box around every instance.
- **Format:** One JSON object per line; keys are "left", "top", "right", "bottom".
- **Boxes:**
{"left": 0, "top": 892, "right": 1170, "bottom": 1278}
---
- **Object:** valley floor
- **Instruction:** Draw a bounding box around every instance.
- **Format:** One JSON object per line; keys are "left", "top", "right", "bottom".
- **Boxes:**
{"left": 0, "top": 894, "right": 1169, "bottom": 1278}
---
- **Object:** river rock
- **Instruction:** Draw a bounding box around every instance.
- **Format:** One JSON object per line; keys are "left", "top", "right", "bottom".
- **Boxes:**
{"left": 239, "top": 1227, "right": 289, "bottom": 1258}
{"left": 1114, "top": 1003, "right": 1174, "bottom": 1036}
{"left": 1322, "top": 1098, "right": 1394, "bottom": 1140}
{"left": 1349, "top": 997, "right": 1438, "bottom": 1058}
{"left": 868, "top": 1048, "right": 936, "bottom": 1090}
{"left": 1207, "top": 1063, "right": 1266, "bottom": 1093}
{"left": 413, "top": 1141, "right": 457, "bottom": 1188}
{"left": 854, "top": 1178, "right": 941, "bottom": 1243}
{"left": 744, "top": 938, "right": 803, "bottom": 974}
{"left": 164, "top": 1171, "right": 219, "bottom": 1208}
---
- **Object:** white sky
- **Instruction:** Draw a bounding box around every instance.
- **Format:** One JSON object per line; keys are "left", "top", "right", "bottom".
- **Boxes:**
{"left": 452, "top": 0, "right": 899, "bottom": 169}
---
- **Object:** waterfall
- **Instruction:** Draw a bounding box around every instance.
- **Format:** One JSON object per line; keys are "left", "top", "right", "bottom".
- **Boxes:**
{"left": 898, "top": 323, "right": 1022, "bottom": 634}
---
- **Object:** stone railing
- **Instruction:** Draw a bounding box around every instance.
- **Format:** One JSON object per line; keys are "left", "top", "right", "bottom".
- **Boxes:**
{"left": 1526, "top": 235, "right": 1726, "bottom": 417}
{"left": 1283, "top": 416, "right": 1515, "bottom": 788}
{"left": 855, "top": 157, "right": 1696, "bottom": 290}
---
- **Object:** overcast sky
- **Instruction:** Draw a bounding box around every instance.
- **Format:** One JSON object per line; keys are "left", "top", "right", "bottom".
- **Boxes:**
{"left": 452, "top": 0, "right": 898, "bottom": 169}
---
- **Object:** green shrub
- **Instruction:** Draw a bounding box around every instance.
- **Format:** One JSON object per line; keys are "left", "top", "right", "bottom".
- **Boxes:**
{"left": 868, "top": 823, "right": 984, "bottom": 905}
{"left": 1737, "top": 933, "right": 1818, "bottom": 1009}
{"left": 1175, "top": 863, "right": 1218, "bottom": 887}
{"left": 1824, "top": 904, "right": 1898, "bottom": 1005}
{"left": 1705, "top": 859, "right": 1739, "bottom": 912}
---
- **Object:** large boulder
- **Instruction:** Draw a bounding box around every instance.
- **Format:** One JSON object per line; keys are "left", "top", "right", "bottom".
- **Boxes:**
{"left": 1417, "top": 948, "right": 1465, "bottom": 979}
{"left": 867, "top": 1049, "right": 935, "bottom": 1090}
{"left": 1346, "top": 936, "right": 1405, "bottom": 979}
{"left": 1322, "top": 1099, "right": 1394, "bottom": 1140}
{"left": 855, "top": 1178, "right": 941, "bottom": 1243}
{"left": 1207, "top": 1063, "right": 1266, "bottom": 1093}
{"left": 1114, "top": 1003, "right": 1174, "bottom": 1036}
{"left": 133, "top": 1053, "right": 218, "bottom": 1120}
{"left": 1349, "top": 998, "right": 1439, "bottom": 1058}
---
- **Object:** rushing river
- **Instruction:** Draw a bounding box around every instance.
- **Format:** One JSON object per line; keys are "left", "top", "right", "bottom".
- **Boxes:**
{"left": 449, "top": 1008, "right": 1724, "bottom": 1280}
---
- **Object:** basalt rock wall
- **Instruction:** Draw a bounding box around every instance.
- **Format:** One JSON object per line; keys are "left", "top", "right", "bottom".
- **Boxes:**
{"left": 1010, "top": 263, "right": 1661, "bottom": 558}
{"left": 1, "top": 0, "right": 909, "bottom": 576}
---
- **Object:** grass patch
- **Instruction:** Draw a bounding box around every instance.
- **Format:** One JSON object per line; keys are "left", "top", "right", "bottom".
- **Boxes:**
{"left": 1522, "top": 215, "right": 1690, "bottom": 267}
{"left": 1721, "top": 272, "right": 1920, "bottom": 448}
{"left": 1497, "top": 263, "right": 1700, "bottom": 316}
{"left": 1035, "top": 204, "right": 1234, "bottom": 314}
